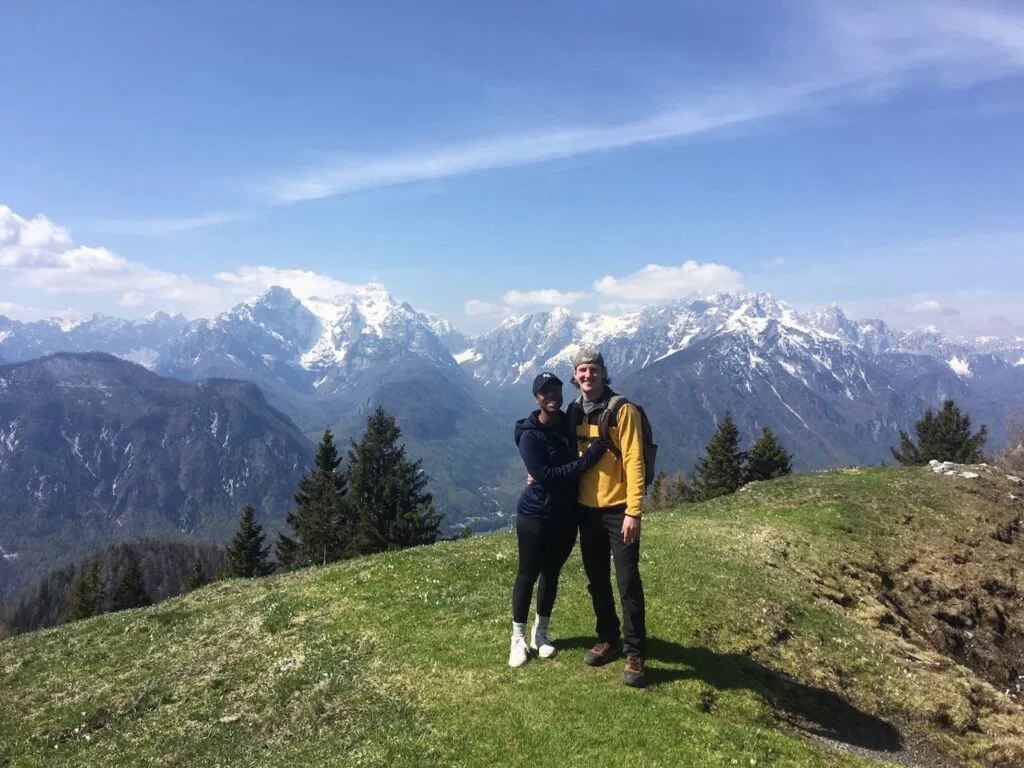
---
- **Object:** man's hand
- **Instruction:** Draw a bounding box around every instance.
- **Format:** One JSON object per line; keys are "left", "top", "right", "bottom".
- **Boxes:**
{"left": 526, "top": 473, "right": 535, "bottom": 486}
{"left": 621, "top": 515, "right": 641, "bottom": 545}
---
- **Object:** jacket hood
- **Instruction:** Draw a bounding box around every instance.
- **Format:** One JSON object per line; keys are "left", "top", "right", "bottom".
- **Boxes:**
{"left": 515, "top": 410, "right": 568, "bottom": 446}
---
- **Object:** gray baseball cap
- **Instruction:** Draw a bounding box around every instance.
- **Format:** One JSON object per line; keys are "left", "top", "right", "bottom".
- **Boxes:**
{"left": 573, "top": 348, "right": 605, "bottom": 369}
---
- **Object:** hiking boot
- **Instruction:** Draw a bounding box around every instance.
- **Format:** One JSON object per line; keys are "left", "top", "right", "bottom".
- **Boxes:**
{"left": 583, "top": 640, "right": 619, "bottom": 667}
{"left": 531, "top": 623, "right": 557, "bottom": 659}
{"left": 508, "top": 635, "right": 530, "bottom": 668}
{"left": 623, "top": 654, "right": 646, "bottom": 688}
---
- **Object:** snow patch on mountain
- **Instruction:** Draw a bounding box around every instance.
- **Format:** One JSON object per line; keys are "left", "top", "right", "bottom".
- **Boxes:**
{"left": 948, "top": 356, "right": 972, "bottom": 377}
{"left": 123, "top": 347, "right": 159, "bottom": 369}
{"left": 768, "top": 382, "right": 810, "bottom": 429}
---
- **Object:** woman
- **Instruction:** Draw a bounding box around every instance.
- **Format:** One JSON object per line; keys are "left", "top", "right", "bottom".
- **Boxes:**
{"left": 509, "top": 371, "right": 605, "bottom": 667}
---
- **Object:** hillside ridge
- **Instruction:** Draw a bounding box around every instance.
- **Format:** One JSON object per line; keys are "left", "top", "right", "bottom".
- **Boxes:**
{"left": 1, "top": 466, "right": 1022, "bottom": 767}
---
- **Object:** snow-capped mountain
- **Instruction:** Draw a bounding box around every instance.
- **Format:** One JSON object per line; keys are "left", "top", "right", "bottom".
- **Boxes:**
{"left": 456, "top": 292, "right": 1023, "bottom": 387}
{"left": 148, "top": 283, "right": 462, "bottom": 406}
{"left": 1, "top": 285, "right": 1021, "bottom": 535}
{"left": 0, "top": 284, "right": 462, "bottom": 405}
{"left": 0, "top": 310, "right": 188, "bottom": 369}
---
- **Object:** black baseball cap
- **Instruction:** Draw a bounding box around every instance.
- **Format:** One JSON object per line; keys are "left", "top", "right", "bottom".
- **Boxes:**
{"left": 532, "top": 372, "right": 563, "bottom": 396}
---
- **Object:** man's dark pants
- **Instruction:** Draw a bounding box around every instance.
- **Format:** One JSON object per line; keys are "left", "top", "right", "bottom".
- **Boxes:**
{"left": 579, "top": 504, "right": 646, "bottom": 656}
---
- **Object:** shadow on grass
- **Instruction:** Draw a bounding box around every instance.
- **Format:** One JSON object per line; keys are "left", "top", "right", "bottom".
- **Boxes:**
{"left": 557, "top": 635, "right": 903, "bottom": 754}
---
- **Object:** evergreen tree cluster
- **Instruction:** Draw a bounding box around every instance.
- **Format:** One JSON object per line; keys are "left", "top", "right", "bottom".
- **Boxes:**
{"left": 0, "top": 539, "right": 225, "bottom": 636}
{"left": 891, "top": 399, "right": 988, "bottom": 466}
{"left": 647, "top": 415, "right": 794, "bottom": 510}
{"left": 1, "top": 406, "right": 439, "bottom": 638}
{"left": 277, "top": 408, "right": 441, "bottom": 570}
{"left": 648, "top": 471, "right": 697, "bottom": 510}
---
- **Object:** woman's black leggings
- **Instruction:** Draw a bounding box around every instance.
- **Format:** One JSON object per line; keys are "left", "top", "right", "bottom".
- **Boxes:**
{"left": 512, "top": 513, "right": 578, "bottom": 623}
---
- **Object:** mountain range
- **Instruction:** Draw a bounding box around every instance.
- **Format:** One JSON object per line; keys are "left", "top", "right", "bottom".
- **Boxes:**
{"left": 0, "top": 353, "right": 311, "bottom": 601}
{"left": 1, "top": 286, "right": 1022, "bottom": 569}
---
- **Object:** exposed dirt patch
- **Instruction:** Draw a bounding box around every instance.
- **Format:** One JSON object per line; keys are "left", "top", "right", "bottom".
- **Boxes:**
{"left": 794, "top": 466, "right": 1024, "bottom": 765}
{"left": 878, "top": 468, "right": 1024, "bottom": 703}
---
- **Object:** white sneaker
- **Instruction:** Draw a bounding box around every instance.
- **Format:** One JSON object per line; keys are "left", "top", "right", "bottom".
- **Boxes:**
{"left": 508, "top": 635, "right": 530, "bottom": 667}
{"left": 531, "top": 624, "right": 557, "bottom": 659}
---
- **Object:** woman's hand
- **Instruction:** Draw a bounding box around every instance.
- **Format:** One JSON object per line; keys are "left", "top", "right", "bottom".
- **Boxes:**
{"left": 581, "top": 441, "right": 606, "bottom": 467}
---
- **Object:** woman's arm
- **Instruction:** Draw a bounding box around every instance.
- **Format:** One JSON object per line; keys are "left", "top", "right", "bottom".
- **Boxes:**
{"left": 519, "top": 432, "right": 605, "bottom": 484}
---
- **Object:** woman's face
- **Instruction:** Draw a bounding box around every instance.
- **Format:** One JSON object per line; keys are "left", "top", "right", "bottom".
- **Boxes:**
{"left": 535, "top": 383, "right": 563, "bottom": 414}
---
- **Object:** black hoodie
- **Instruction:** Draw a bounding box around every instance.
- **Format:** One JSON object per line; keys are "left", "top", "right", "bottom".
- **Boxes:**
{"left": 514, "top": 410, "right": 605, "bottom": 519}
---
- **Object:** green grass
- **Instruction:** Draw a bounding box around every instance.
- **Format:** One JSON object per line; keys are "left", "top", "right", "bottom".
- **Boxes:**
{"left": 2, "top": 467, "right": 1021, "bottom": 767}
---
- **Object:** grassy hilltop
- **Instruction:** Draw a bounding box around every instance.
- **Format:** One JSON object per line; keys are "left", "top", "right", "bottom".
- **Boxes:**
{"left": 2, "top": 467, "right": 1022, "bottom": 767}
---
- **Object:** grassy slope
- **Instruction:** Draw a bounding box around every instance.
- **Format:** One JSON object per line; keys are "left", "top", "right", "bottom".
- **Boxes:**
{"left": 2, "top": 468, "right": 1022, "bottom": 767}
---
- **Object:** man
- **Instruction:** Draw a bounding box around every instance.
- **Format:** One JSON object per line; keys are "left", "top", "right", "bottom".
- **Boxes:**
{"left": 567, "top": 348, "right": 647, "bottom": 688}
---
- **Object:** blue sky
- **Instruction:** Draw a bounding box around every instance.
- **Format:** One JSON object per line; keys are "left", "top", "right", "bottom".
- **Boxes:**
{"left": 1, "top": 0, "right": 1023, "bottom": 336}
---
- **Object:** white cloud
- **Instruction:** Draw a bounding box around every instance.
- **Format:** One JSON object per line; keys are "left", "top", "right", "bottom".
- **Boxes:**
{"left": 760, "top": 256, "right": 787, "bottom": 269}
{"left": 91, "top": 213, "right": 244, "bottom": 236}
{"left": 594, "top": 261, "right": 743, "bottom": 301}
{"left": 502, "top": 289, "right": 586, "bottom": 308}
{"left": 118, "top": 292, "right": 145, "bottom": 307}
{"left": 831, "top": 289, "right": 1022, "bottom": 338}
{"left": 0, "top": 204, "right": 240, "bottom": 317}
{"left": 464, "top": 299, "right": 504, "bottom": 317}
{"left": 0, "top": 204, "right": 399, "bottom": 322}
{"left": 257, "top": 1, "right": 1024, "bottom": 204}
{"left": 906, "top": 298, "right": 961, "bottom": 317}
{"left": 213, "top": 266, "right": 361, "bottom": 301}
{"left": 908, "top": 299, "right": 942, "bottom": 313}
{"left": 0, "top": 301, "right": 86, "bottom": 324}
{"left": 464, "top": 287, "right": 586, "bottom": 318}
{"left": 465, "top": 261, "right": 743, "bottom": 317}
{"left": 1, "top": 206, "right": 380, "bottom": 323}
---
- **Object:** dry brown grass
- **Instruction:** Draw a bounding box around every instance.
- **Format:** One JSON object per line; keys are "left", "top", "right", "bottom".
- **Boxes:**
{"left": 994, "top": 406, "right": 1024, "bottom": 474}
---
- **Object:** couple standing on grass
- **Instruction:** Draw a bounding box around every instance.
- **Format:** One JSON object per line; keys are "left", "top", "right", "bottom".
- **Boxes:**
{"left": 511, "top": 348, "right": 648, "bottom": 688}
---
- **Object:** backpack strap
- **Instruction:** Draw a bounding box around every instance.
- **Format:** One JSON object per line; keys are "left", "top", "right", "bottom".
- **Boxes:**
{"left": 598, "top": 395, "right": 629, "bottom": 459}
{"left": 566, "top": 395, "right": 585, "bottom": 441}
{"left": 566, "top": 394, "right": 583, "bottom": 425}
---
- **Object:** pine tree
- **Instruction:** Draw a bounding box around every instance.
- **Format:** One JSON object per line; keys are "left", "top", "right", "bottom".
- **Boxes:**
{"left": 225, "top": 505, "right": 273, "bottom": 578}
{"left": 669, "top": 471, "right": 696, "bottom": 504}
{"left": 744, "top": 427, "right": 794, "bottom": 482}
{"left": 65, "top": 561, "right": 102, "bottom": 622}
{"left": 184, "top": 559, "right": 209, "bottom": 592}
{"left": 347, "top": 407, "right": 441, "bottom": 554}
{"left": 693, "top": 413, "right": 746, "bottom": 501}
{"left": 277, "top": 428, "right": 354, "bottom": 568}
{"left": 648, "top": 471, "right": 668, "bottom": 511}
{"left": 112, "top": 559, "right": 151, "bottom": 611}
{"left": 891, "top": 399, "right": 988, "bottom": 466}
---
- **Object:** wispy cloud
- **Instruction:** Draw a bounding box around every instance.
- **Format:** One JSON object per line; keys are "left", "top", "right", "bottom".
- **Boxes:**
{"left": 91, "top": 212, "right": 245, "bottom": 235}
{"left": 263, "top": 92, "right": 806, "bottom": 204}
{"left": 257, "top": 1, "right": 1024, "bottom": 204}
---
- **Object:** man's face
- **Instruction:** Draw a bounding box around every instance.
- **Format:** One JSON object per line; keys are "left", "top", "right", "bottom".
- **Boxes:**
{"left": 574, "top": 363, "right": 606, "bottom": 399}
{"left": 535, "top": 383, "right": 563, "bottom": 413}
